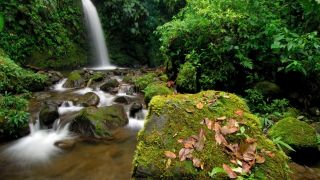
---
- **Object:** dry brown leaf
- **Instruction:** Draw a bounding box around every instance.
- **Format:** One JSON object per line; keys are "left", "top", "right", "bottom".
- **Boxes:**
{"left": 165, "top": 159, "right": 172, "bottom": 169}
{"left": 221, "top": 126, "right": 239, "bottom": 135}
{"left": 177, "top": 139, "right": 184, "bottom": 143}
{"left": 196, "top": 102, "right": 204, "bottom": 109}
{"left": 261, "top": 149, "right": 275, "bottom": 158}
{"left": 195, "top": 128, "right": 205, "bottom": 151}
{"left": 164, "top": 151, "right": 176, "bottom": 159}
{"left": 201, "top": 118, "right": 214, "bottom": 130}
{"left": 215, "top": 132, "right": 228, "bottom": 145}
{"left": 235, "top": 109, "right": 244, "bottom": 117}
{"left": 184, "top": 141, "right": 194, "bottom": 149}
{"left": 242, "top": 143, "right": 257, "bottom": 162}
{"left": 255, "top": 154, "right": 265, "bottom": 164}
{"left": 214, "top": 122, "right": 221, "bottom": 132}
{"left": 216, "top": 116, "right": 227, "bottom": 121}
{"left": 242, "top": 161, "right": 251, "bottom": 174}
{"left": 179, "top": 148, "right": 194, "bottom": 161}
{"left": 192, "top": 158, "right": 204, "bottom": 169}
{"left": 186, "top": 108, "right": 195, "bottom": 113}
{"left": 230, "top": 159, "right": 237, "bottom": 164}
{"left": 167, "top": 81, "right": 175, "bottom": 88}
{"left": 245, "top": 138, "right": 257, "bottom": 144}
{"left": 223, "top": 164, "right": 237, "bottom": 179}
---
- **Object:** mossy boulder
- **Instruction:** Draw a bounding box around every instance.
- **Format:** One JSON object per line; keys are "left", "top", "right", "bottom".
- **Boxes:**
{"left": 133, "top": 91, "right": 289, "bottom": 179}
{"left": 269, "top": 117, "right": 318, "bottom": 149}
{"left": 63, "top": 70, "right": 86, "bottom": 88}
{"left": 70, "top": 105, "right": 128, "bottom": 137}
{"left": 78, "top": 92, "right": 100, "bottom": 107}
{"left": 134, "top": 73, "right": 157, "bottom": 90}
{"left": 254, "top": 81, "right": 281, "bottom": 97}
{"left": 143, "top": 83, "right": 173, "bottom": 104}
{"left": 100, "top": 79, "right": 120, "bottom": 93}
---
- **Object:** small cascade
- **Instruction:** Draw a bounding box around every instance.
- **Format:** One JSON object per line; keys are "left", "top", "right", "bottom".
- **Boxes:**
{"left": 3, "top": 120, "right": 73, "bottom": 165}
{"left": 51, "top": 78, "right": 68, "bottom": 92}
{"left": 81, "top": 0, "right": 116, "bottom": 70}
{"left": 58, "top": 101, "right": 84, "bottom": 115}
{"left": 127, "top": 110, "right": 147, "bottom": 130}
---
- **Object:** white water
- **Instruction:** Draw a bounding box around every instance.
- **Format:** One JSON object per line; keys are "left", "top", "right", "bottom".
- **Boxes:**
{"left": 127, "top": 110, "right": 147, "bottom": 130}
{"left": 82, "top": 0, "right": 115, "bottom": 69}
{"left": 3, "top": 121, "right": 73, "bottom": 165}
{"left": 74, "top": 87, "right": 113, "bottom": 107}
{"left": 58, "top": 101, "right": 84, "bottom": 115}
{"left": 51, "top": 78, "right": 68, "bottom": 92}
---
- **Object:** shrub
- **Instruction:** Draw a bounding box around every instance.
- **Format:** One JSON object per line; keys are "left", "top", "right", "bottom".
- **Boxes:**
{"left": 134, "top": 73, "right": 157, "bottom": 90}
{"left": 176, "top": 62, "right": 197, "bottom": 93}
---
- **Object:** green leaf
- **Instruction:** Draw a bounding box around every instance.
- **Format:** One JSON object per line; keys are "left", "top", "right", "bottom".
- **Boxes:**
{"left": 208, "top": 167, "right": 226, "bottom": 177}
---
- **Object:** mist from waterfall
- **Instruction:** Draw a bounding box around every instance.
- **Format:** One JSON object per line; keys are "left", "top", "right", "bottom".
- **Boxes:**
{"left": 82, "top": 0, "right": 113, "bottom": 68}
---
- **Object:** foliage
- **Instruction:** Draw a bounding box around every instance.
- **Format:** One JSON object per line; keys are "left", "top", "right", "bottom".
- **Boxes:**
{"left": 0, "top": 51, "right": 47, "bottom": 93}
{"left": 0, "top": 0, "right": 87, "bottom": 69}
{"left": 157, "top": 0, "right": 320, "bottom": 104}
{"left": 0, "top": 93, "right": 29, "bottom": 137}
{"left": 272, "top": 137, "right": 295, "bottom": 152}
{"left": 176, "top": 62, "right": 197, "bottom": 93}
{"left": 134, "top": 73, "right": 157, "bottom": 90}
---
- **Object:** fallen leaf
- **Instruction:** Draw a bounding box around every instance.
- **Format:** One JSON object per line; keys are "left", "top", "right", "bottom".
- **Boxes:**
{"left": 164, "top": 151, "right": 176, "bottom": 159}
{"left": 242, "top": 161, "right": 251, "bottom": 173}
{"left": 184, "top": 141, "right": 194, "bottom": 149}
{"left": 214, "top": 122, "right": 221, "bottom": 132}
{"left": 230, "top": 159, "right": 237, "bottom": 164}
{"left": 177, "top": 139, "right": 184, "bottom": 143}
{"left": 255, "top": 154, "right": 265, "bottom": 164}
{"left": 261, "top": 149, "right": 275, "bottom": 158}
{"left": 195, "top": 128, "right": 205, "bottom": 151}
{"left": 242, "top": 143, "right": 257, "bottom": 162}
{"left": 215, "top": 132, "right": 228, "bottom": 145}
{"left": 165, "top": 159, "right": 172, "bottom": 169}
{"left": 201, "top": 118, "right": 214, "bottom": 130}
{"left": 221, "top": 126, "right": 239, "bottom": 135}
{"left": 245, "top": 138, "right": 257, "bottom": 144}
{"left": 196, "top": 102, "right": 204, "bottom": 109}
{"left": 186, "top": 108, "right": 195, "bottom": 113}
{"left": 179, "top": 148, "right": 194, "bottom": 161}
{"left": 235, "top": 109, "right": 244, "bottom": 117}
{"left": 167, "top": 81, "right": 175, "bottom": 88}
{"left": 216, "top": 116, "right": 227, "bottom": 121}
{"left": 192, "top": 158, "right": 204, "bottom": 169}
{"left": 223, "top": 164, "right": 237, "bottom": 179}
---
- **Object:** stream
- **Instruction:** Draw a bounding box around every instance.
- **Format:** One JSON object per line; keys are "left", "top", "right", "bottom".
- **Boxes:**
{"left": 0, "top": 71, "right": 145, "bottom": 180}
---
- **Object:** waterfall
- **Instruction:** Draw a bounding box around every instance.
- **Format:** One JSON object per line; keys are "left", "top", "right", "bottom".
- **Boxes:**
{"left": 82, "top": 0, "right": 113, "bottom": 68}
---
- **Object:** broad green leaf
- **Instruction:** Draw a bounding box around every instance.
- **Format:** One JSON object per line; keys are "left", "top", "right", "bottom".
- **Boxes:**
{"left": 0, "top": 13, "right": 4, "bottom": 31}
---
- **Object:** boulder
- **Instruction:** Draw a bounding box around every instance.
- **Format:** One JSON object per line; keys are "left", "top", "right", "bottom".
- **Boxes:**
{"left": 269, "top": 117, "right": 318, "bottom": 149}
{"left": 63, "top": 70, "right": 86, "bottom": 88}
{"left": 70, "top": 104, "right": 128, "bottom": 138}
{"left": 144, "top": 83, "right": 173, "bottom": 103}
{"left": 129, "top": 103, "right": 143, "bottom": 118}
{"left": 54, "top": 139, "right": 76, "bottom": 150}
{"left": 113, "top": 96, "right": 130, "bottom": 104}
{"left": 78, "top": 92, "right": 100, "bottom": 107}
{"left": 39, "top": 102, "right": 59, "bottom": 126}
{"left": 254, "top": 81, "right": 281, "bottom": 97}
{"left": 133, "top": 91, "right": 289, "bottom": 179}
{"left": 100, "top": 79, "right": 120, "bottom": 93}
{"left": 47, "top": 71, "right": 64, "bottom": 84}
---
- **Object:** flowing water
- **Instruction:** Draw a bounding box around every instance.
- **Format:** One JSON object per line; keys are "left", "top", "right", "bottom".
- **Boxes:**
{"left": 82, "top": 0, "right": 116, "bottom": 70}
{"left": 0, "top": 72, "right": 145, "bottom": 179}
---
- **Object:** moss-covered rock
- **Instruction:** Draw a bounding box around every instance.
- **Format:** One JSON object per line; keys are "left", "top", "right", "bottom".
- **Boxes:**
{"left": 269, "top": 117, "right": 318, "bottom": 149}
{"left": 143, "top": 83, "right": 173, "bottom": 104}
{"left": 254, "top": 81, "right": 281, "bottom": 97}
{"left": 134, "top": 73, "right": 157, "bottom": 90}
{"left": 63, "top": 70, "right": 86, "bottom": 88}
{"left": 133, "top": 91, "right": 289, "bottom": 179}
{"left": 100, "top": 79, "right": 120, "bottom": 93}
{"left": 70, "top": 105, "right": 128, "bottom": 137}
{"left": 78, "top": 92, "right": 100, "bottom": 107}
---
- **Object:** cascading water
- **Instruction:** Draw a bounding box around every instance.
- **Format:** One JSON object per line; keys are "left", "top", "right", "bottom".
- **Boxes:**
{"left": 82, "top": 0, "right": 116, "bottom": 69}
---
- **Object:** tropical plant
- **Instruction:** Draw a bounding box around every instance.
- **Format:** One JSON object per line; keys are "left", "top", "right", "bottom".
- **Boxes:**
{"left": 272, "top": 136, "right": 295, "bottom": 152}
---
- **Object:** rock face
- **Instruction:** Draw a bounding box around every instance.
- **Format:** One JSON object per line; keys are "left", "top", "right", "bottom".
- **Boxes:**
{"left": 113, "top": 96, "right": 130, "bottom": 104}
{"left": 100, "top": 79, "right": 119, "bottom": 93}
{"left": 39, "top": 103, "right": 59, "bottom": 126}
{"left": 132, "top": 91, "right": 289, "bottom": 179}
{"left": 129, "top": 103, "right": 143, "bottom": 118}
{"left": 70, "top": 104, "right": 128, "bottom": 138}
{"left": 78, "top": 92, "right": 100, "bottom": 107}
{"left": 47, "top": 71, "right": 64, "bottom": 85}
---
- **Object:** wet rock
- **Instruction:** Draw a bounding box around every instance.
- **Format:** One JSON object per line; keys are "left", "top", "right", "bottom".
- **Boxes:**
{"left": 100, "top": 79, "right": 120, "bottom": 93}
{"left": 129, "top": 103, "right": 143, "bottom": 118}
{"left": 78, "top": 92, "right": 100, "bottom": 107}
{"left": 54, "top": 139, "right": 76, "bottom": 150}
{"left": 63, "top": 70, "right": 86, "bottom": 88}
{"left": 47, "top": 71, "right": 64, "bottom": 84}
{"left": 70, "top": 104, "right": 128, "bottom": 138}
{"left": 289, "top": 162, "right": 320, "bottom": 180}
{"left": 39, "top": 103, "right": 59, "bottom": 126}
{"left": 113, "top": 96, "right": 130, "bottom": 104}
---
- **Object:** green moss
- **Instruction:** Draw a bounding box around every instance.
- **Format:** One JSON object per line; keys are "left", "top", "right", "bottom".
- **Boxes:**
{"left": 176, "top": 62, "right": 197, "bottom": 93}
{"left": 159, "top": 74, "right": 168, "bottom": 82}
{"left": 133, "top": 90, "right": 289, "bottom": 179}
{"left": 134, "top": 73, "right": 157, "bottom": 90}
{"left": 282, "top": 108, "right": 300, "bottom": 118}
{"left": 254, "top": 81, "right": 281, "bottom": 97}
{"left": 143, "top": 83, "right": 174, "bottom": 103}
{"left": 269, "top": 117, "right": 317, "bottom": 148}
{"left": 68, "top": 71, "right": 82, "bottom": 81}
{"left": 90, "top": 72, "right": 104, "bottom": 82}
